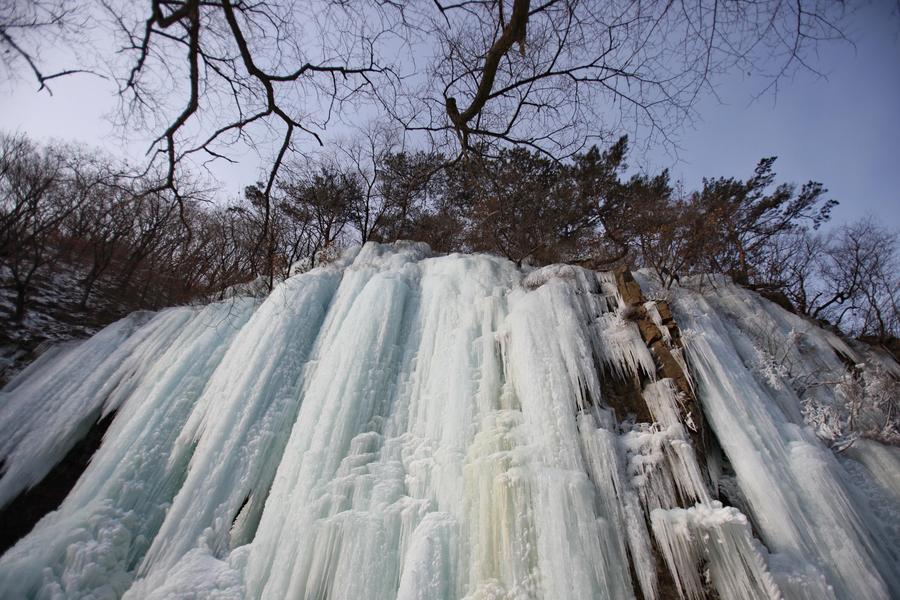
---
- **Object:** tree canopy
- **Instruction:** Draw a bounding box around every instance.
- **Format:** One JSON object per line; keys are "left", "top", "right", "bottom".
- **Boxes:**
{"left": 1, "top": 0, "right": 849, "bottom": 201}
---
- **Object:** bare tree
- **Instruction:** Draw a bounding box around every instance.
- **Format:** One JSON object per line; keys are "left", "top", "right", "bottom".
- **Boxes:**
{"left": 196, "top": 204, "right": 261, "bottom": 297}
{"left": 113, "top": 188, "right": 181, "bottom": 295}
{"left": 754, "top": 229, "right": 825, "bottom": 314}
{"left": 0, "top": 134, "right": 63, "bottom": 321}
{"left": 97, "top": 0, "right": 400, "bottom": 210}
{"left": 401, "top": 0, "right": 848, "bottom": 156}
{"left": 337, "top": 125, "right": 402, "bottom": 244}
{"left": 816, "top": 222, "right": 899, "bottom": 338}
{"left": 69, "top": 183, "right": 136, "bottom": 308}
{"left": 754, "top": 221, "right": 900, "bottom": 339}
{"left": 0, "top": 135, "right": 110, "bottom": 320}
{"left": 0, "top": 0, "right": 94, "bottom": 92}
{"left": 6, "top": 1, "right": 850, "bottom": 231}
{"left": 279, "top": 164, "right": 359, "bottom": 266}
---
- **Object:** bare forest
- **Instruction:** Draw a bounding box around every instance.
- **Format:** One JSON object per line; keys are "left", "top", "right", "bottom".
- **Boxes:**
{"left": 1, "top": 0, "right": 897, "bottom": 373}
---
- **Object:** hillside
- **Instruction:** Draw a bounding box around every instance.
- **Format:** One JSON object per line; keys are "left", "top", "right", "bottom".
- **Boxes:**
{"left": 0, "top": 266, "right": 132, "bottom": 386}
{"left": 0, "top": 242, "right": 897, "bottom": 600}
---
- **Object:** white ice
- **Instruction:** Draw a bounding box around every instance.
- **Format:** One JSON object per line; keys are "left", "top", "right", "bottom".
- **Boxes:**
{"left": 662, "top": 276, "right": 900, "bottom": 600}
{"left": 0, "top": 244, "right": 897, "bottom": 600}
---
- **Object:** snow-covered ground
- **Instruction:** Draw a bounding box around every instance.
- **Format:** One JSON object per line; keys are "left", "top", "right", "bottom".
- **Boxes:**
{"left": 0, "top": 267, "right": 128, "bottom": 385}
{"left": 0, "top": 242, "right": 897, "bottom": 600}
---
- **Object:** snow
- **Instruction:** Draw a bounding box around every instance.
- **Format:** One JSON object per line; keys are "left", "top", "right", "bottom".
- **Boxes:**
{"left": 0, "top": 242, "right": 897, "bottom": 600}
{"left": 0, "top": 265, "right": 129, "bottom": 384}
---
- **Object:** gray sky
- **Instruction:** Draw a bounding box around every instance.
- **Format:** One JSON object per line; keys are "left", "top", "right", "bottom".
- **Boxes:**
{"left": 1, "top": 1, "right": 898, "bottom": 229}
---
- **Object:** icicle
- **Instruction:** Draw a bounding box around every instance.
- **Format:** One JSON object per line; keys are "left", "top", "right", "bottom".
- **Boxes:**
{"left": 0, "top": 299, "right": 257, "bottom": 598}
{"left": 126, "top": 266, "right": 347, "bottom": 599}
{"left": 842, "top": 439, "right": 900, "bottom": 507}
{"left": 643, "top": 379, "right": 683, "bottom": 428}
{"left": 593, "top": 313, "right": 659, "bottom": 381}
{"left": 461, "top": 410, "right": 537, "bottom": 597}
{"left": 0, "top": 309, "right": 176, "bottom": 508}
{"left": 622, "top": 422, "right": 710, "bottom": 513}
{"left": 670, "top": 280, "right": 900, "bottom": 599}
{"left": 644, "top": 301, "right": 672, "bottom": 343}
{"left": 397, "top": 512, "right": 460, "bottom": 600}
{"left": 0, "top": 246, "right": 896, "bottom": 600}
{"left": 578, "top": 412, "right": 658, "bottom": 600}
{"left": 650, "top": 502, "right": 782, "bottom": 600}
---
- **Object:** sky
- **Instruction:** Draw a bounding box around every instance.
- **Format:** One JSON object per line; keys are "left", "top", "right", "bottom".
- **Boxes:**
{"left": 1, "top": 1, "right": 898, "bottom": 230}
{"left": 643, "top": 1, "right": 900, "bottom": 230}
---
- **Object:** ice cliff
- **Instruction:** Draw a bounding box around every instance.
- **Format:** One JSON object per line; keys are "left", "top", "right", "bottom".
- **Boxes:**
{"left": 0, "top": 242, "right": 897, "bottom": 600}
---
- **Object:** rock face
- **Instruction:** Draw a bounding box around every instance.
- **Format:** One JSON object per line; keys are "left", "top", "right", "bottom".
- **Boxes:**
{"left": 0, "top": 410, "right": 116, "bottom": 554}
{"left": 0, "top": 242, "right": 897, "bottom": 600}
{"left": 613, "top": 271, "right": 710, "bottom": 468}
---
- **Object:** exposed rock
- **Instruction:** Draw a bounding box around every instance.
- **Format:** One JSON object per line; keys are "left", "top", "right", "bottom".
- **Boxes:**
{"left": 614, "top": 270, "right": 710, "bottom": 460}
{"left": 0, "top": 410, "right": 116, "bottom": 554}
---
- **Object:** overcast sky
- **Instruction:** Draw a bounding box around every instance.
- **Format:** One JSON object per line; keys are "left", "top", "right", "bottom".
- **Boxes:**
{"left": 1, "top": 1, "right": 898, "bottom": 230}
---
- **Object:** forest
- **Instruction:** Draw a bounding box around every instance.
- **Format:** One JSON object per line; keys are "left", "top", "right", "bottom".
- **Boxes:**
{"left": 0, "top": 0, "right": 896, "bottom": 368}
{"left": 1, "top": 129, "right": 896, "bottom": 341}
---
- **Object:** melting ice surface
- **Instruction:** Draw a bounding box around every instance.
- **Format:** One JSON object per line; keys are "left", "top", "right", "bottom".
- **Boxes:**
{"left": 0, "top": 242, "right": 897, "bottom": 600}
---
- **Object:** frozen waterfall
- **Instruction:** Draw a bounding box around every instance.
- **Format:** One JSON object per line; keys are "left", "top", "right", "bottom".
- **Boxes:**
{"left": 0, "top": 242, "right": 897, "bottom": 600}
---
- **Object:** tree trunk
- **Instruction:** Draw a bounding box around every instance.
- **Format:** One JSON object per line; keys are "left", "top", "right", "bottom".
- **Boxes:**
{"left": 79, "top": 273, "right": 98, "bottom": 310}
{"left": 13, "top": 283, "right": 28, "bottom": 323}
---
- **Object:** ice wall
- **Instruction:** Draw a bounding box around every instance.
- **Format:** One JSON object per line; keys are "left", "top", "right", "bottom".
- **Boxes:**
{"left": 0, "top": 243, "right": 897, "bottom": 600}
{"left": 659, "top": 278, "right": 900, "bottom": 599}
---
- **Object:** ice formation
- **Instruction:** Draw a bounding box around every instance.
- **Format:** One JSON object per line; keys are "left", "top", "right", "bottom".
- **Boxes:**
{"left": 0, "top": 242, "right": 897, "bottom": 600}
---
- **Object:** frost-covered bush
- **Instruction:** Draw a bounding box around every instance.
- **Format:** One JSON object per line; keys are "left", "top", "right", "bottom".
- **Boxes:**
{"left": 748, "top": 325, "right": 812, "bottom": 392}
{"left": 790, "top": 358, "right": 898, "bottom": 449}
{"left": 834, "top": 364, "right": 899, "bottom": 446}
{"left": 743, "top": 321, "right": 899, "bottom": 449}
